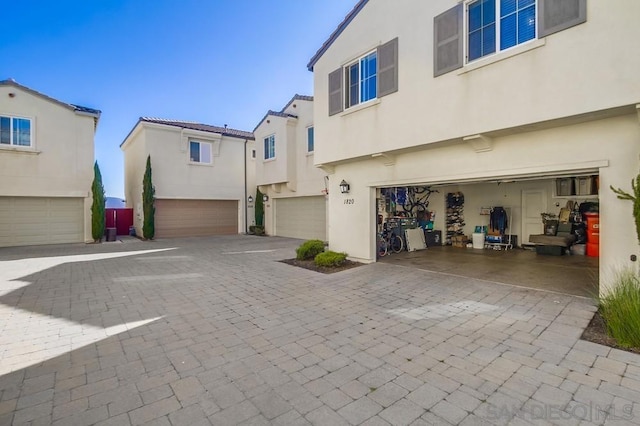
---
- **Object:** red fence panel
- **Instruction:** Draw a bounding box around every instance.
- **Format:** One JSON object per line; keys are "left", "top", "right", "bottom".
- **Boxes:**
{"left": 105, "top": 208, "right": 134, "bottom": 236}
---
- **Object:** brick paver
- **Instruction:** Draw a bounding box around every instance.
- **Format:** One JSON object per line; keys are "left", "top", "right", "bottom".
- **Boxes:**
{"left": 0, "top": 236, "right": 639, "bottom": 424}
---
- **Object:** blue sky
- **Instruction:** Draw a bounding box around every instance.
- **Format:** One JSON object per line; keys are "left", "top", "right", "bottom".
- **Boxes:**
{"left": 0, "top": 1, "right": 355, "bottom": 198}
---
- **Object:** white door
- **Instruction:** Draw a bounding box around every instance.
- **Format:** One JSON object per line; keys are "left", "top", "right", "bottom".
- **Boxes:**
{"left": 0, "top": 197, "right": 84, "bottom": 247}
{"left": 275, "top": 196, "right": 327, "bottom": 240}
{"left": 521, "top": 189, "right": 547, "bottom": 245}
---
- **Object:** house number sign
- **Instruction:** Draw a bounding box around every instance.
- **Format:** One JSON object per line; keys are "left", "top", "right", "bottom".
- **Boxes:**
{"left": 344, "top": 198, "right": 355, "bottom": 205}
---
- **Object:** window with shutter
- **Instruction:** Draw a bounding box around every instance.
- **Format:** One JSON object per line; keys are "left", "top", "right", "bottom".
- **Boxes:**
{"left": 328, "top": 68, "right": 343, "bottom": 116}
{"left": 539, "top": 0, "right": 586, "bottom": 37}
{"left": 377, "top": 38, "right": 399, "bottom": 98}
{"left": 434, "top": 4, "right": 464, "bottom": 76}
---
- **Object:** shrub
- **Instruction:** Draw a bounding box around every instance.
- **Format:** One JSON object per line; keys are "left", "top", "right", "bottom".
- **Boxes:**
{"left": 253, "top": 226, "right": 265, "bottom": 236}
{"left": 91, "top": 162, "right": 105, "bottom": 242}
{"left": 599, "top": 269, "right": 640, "bottom": 349}
{"left": 296, "top": 239, "right": 325, "bottom": 260}
{"left": 315, "top": 251, "right": 348, "bottom": 267}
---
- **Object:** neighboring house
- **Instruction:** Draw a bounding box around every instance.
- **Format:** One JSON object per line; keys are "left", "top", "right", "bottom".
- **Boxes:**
{"left": 0, "top": 79, "right": 100, "bottom": 247}
{"left": 254, "top": 95, "right": 328, "bottom": 240}
{"left": 121, "top": 118, "right": 255, "bottom": 238}
{"left": 307, "top": 0, "right": 640, "bottom": 293}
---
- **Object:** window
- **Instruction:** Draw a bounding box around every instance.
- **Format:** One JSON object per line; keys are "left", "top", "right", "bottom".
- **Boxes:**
{"left": 189, "top": 140, "right": 212, "bottom": 164}
{"left": 264, "top": 135, "right": 275, "bottom": 160}
{"left": 307, "top": 127, "right": 314, "bottom": 153}
{"left": 467, "top": 0, "right": 536, "bottom": 62}
{"left": 251, "top": 149, "right": 256, "bottom": 159}
{"left": 345, "top": 51, "right": 377, "bottom": 109}
{"left": 0, "top": 116, "right": 31, "bottom": 147}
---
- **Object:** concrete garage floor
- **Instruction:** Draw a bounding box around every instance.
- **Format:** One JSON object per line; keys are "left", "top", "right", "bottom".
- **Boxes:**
{"left": 379, "top": 246, "right": 599, "bottom": 298}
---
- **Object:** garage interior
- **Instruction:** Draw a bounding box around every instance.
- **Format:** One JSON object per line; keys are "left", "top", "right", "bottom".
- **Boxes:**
{"left": 376, "top": 174, "right": 600, "bottom": 297}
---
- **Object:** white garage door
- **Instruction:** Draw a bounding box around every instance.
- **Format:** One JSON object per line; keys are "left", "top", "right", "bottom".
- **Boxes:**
{"left": 155, "top": 199, "right": 238, "bottom": 238}
{"left": 275, "top": 196, "right": 326, "bottom": 240}
{"left": 0, "top": 197, "right": 84, "bottom": 247}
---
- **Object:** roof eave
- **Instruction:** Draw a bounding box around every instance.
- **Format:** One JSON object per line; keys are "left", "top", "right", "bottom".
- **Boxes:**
{"left": 306, "top": 0, "right": 370, "bottom": 71}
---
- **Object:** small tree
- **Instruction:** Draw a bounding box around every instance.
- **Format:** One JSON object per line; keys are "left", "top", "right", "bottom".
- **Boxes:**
{"left": 91, "top": 161, "right": 106, "bottom": 242}
{"left": 255, "top": 188, "right": 264, "bottom": 227}
{"left": 611, "top": 172, "right": 640, "bottom": 244}
{"left": 142, "top": 155, "right": 155, "bottom": 240}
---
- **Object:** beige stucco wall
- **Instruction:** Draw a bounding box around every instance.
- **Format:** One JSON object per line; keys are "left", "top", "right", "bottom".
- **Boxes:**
{"left": 254, "top": 99, "right": 328, "bottom": 236}
{"left": 313, "top": 0, "right": 640, "bottom": 165}
{"left": 0, "top": 84, "right": 96, "bottom": 242}
{"left": 121, "top": 122, "right": 253, "bottom": 236}
{"left": 325, "top": 114, "right": 640, "bottom": 294}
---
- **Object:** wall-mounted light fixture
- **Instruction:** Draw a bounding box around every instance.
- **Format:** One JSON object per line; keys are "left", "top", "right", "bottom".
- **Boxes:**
{"left": 247, "top": 195, "right": 254, "bottom": 204}
{"left": 339, "top": 180, "right": 350, "bottom": 194}
{"left": 262, "top": 194, "right": 269, "bottom": 202}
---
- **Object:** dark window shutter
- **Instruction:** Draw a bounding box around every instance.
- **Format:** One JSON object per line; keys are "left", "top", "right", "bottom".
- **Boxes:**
{"left": 539, "top": 0, "right": 587, "bottom": 38}
{"left": 328, "top": 68, "right": 343, "bottom": 116}
{"left": 434, "top": 4, "right": 463, "bottom": 77}
{"left": 377, "top": 38, "right": 399, "bottom": 98}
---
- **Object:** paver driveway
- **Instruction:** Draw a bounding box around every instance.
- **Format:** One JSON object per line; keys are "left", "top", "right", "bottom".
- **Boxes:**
{"left": 0, "top": 236, "right": 639, "bottom": 425}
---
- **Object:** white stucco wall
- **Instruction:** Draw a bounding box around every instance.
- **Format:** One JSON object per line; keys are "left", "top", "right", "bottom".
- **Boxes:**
{"left": 313, "top": 0, "right": 640, "bottom": 165}
{"left": 254, "top": 98, "right": 328, "bottom": 236}
{"left": 0, "top": 84, "right": 97, "bottom": 242}
{"left": 312, "top": 0, "right": 640, "bottom": 294}
{"left": 121, "top": 122, "right": 253, "bottom": 235}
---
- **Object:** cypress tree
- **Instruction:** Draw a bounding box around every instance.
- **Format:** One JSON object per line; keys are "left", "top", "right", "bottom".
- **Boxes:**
{"left": 255, "top": 188, "right": 264, "bottom": 227}
{"left": 142, "top": 155, "right": 155, "bottom": 240}
{"left": 91, "top": 161, "right": 106, "bottom": 242}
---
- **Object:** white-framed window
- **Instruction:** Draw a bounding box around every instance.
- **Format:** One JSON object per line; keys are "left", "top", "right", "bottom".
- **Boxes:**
{"left": 189, "top": 140, "right": 212, "bottom": 164}
{"left": 0, "top": 115, "right": 32, "bottom": 147}
{"left": 307, "top": 126, "right": 314, "bottom": 153}
{"left": 264, "top": 135, "right": 275, "bottom": 160}
{"left": 466, "top": 0, "right": 536, "bottom": 62}
{"left": 345, "top": 51, "right": 377, "bottom": 109}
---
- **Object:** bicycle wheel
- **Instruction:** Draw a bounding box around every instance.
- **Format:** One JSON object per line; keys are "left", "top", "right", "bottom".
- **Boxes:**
{"left": 377, "top": 238, "right": 388, "bottom": 258}
{"left": 390, "top": 235, "right": 404, "bottom": 253}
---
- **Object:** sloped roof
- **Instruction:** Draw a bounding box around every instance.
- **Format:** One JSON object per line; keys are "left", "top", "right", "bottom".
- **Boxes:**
{"left": 253, "top": 94, "right": 312, "bottom": 132}
{"left": 307, "top": 0, "right": 369, "bottom": 71}
{"left": 139, "top": 117, "right": 255, "bottom": 140}
{"left": 0, "top": 79, "right": 101, "bottom": 118}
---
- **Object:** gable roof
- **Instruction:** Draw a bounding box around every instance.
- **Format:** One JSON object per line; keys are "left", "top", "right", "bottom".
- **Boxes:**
{"left": 253, "top": 94, "right": 312, "bottom": 132}
{"left": 307, "top": 0, "right": 369, "bottom": 71}
{"left": 0, "top": 79, "right": 101, "bottom": 118}
{"left": 139, "top": 117, "right": 255, "bottom": 140}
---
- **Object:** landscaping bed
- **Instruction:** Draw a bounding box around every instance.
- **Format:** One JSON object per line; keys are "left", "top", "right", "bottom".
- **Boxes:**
{"left": 280, "top": 258, "right": 363, "bottom": 274}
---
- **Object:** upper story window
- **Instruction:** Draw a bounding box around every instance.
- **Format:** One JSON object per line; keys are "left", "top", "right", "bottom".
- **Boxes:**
{"left": 264, "top": 135, "right": 275, "bottom": 160}
{"left": 251, "top": 149, "right": 256, "bottom": 159}
{"left": 328, "top": 38, "right": 398, "bottom": 116}
{"left": 0, "top": 116, "right": 31, "bottom": 147}
{"left": 345, "top": 52, "right": 377, "bottom": 109}
{"left": 467, "top": 0, "right": 536, "bottom": 62}
{"left": 189, "top": 140, "right": 212, "bottom": 164}
{"left": 434, "top": 0, "right": 586, "bottom": 76}
{"left": 307, "top": 126, "right": 314, "bottom": 153}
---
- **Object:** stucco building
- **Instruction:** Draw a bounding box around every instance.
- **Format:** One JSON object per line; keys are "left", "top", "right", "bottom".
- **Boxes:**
{"left": 0, "top": 79, "right": 100, "bottom": 247}
{"left": 254, "top": 95, "right": 328, "bottom": 240}
{"left": 308, "top": 0, "right": 640, "bottom": 293}
{"left": 121, "top": 118, "right": 255, "bottom": 238}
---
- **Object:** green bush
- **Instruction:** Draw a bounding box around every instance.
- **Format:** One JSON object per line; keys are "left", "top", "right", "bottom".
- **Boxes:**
{"left": 315, "top": 251, "right": 347, "bottom": 267}
{"left": 599, "top": 269, "right": 640, "bottom": 349}
{"left": 296, "top": 239, "right": 325, "bottom": 260}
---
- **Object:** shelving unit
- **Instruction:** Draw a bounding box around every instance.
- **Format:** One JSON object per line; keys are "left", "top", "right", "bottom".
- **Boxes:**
{"left": 446, "top": 192, "right": 465, "bottom": 245}
{"left": 484, "top": 206, "right": 513, "bottom": 250}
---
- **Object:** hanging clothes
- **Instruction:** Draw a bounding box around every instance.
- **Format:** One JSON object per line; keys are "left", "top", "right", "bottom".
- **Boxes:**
{"left": 490, "top": 207, "right": 508, "bottom": 234}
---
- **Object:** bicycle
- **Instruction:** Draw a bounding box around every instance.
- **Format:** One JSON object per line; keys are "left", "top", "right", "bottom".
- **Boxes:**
{"left": 377, "top": 227, "right": 404, "bottom": 257}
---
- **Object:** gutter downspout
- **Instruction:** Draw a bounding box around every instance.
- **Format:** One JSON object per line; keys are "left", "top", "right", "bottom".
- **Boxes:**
{"left": 244, "top": 139, "right": 248, "bottom": 234}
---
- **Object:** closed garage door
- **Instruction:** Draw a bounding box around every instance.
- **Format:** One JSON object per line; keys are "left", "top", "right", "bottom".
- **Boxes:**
{"left": 155, "top": 199, "right": 238, "bottom": 238}
{"left": 275, "top": 196, "right": 326, "bottom": 240}
{"left": 0, "top": 197, "right": 84, "bottom": 247}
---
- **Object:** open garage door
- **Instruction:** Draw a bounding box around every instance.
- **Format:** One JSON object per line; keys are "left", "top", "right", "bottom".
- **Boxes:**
{"left": 155, "top": 199, "right": 238, "bottom": 238}
{"left": 275, "top": 196, "right": 326, "bottom": 240}
{"left": 0, "top": 197, "right": 84, "bottom": 247}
